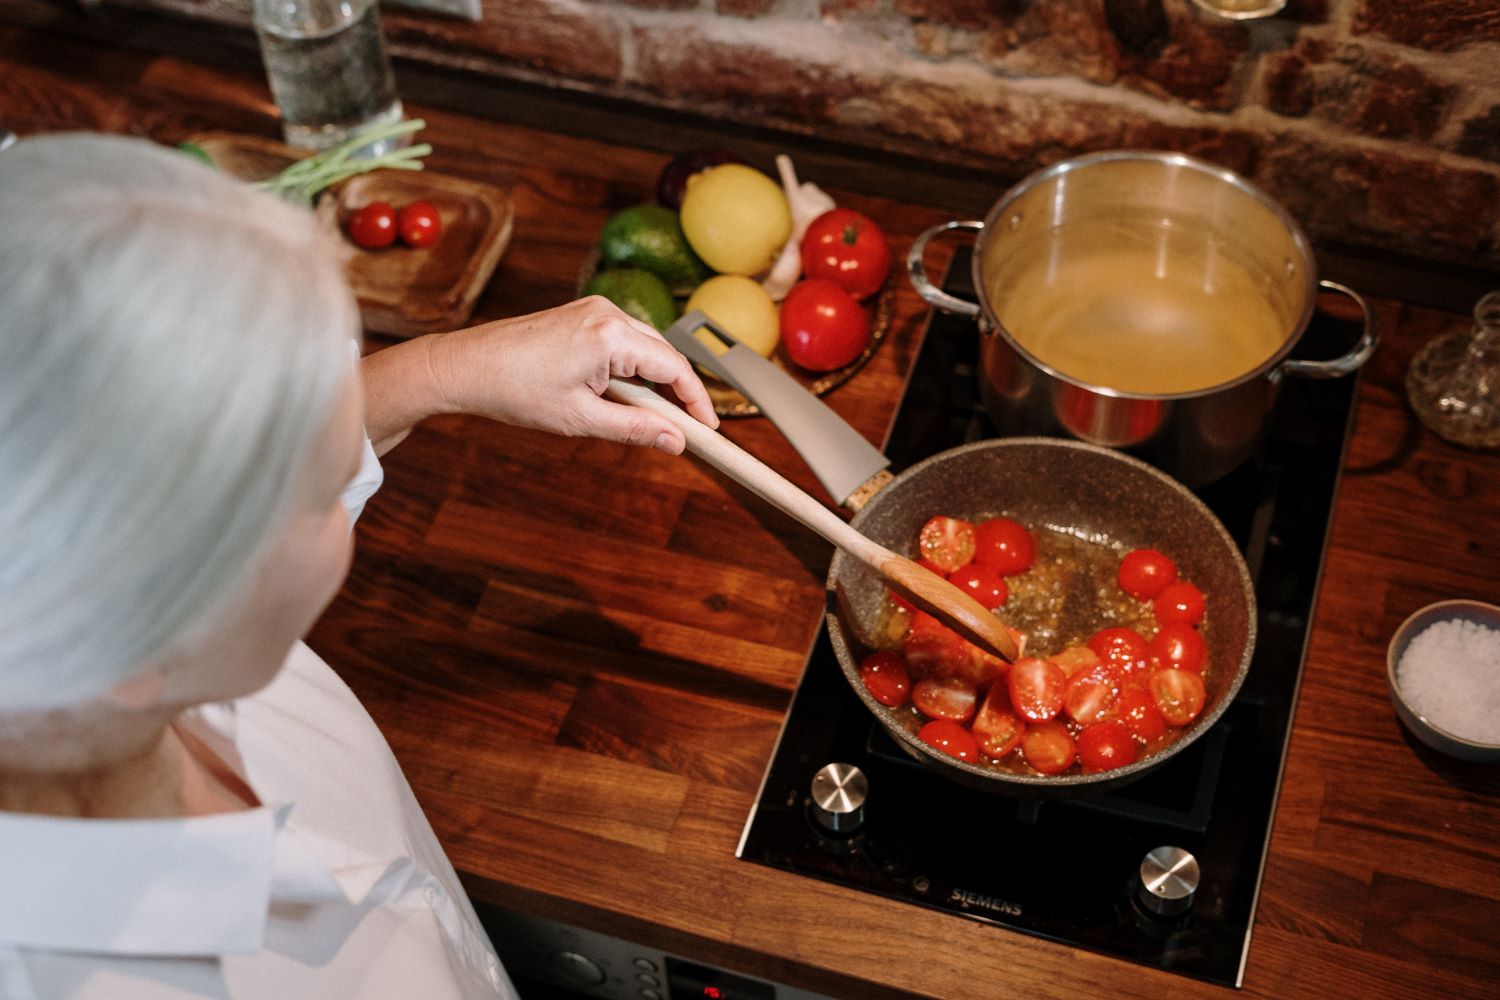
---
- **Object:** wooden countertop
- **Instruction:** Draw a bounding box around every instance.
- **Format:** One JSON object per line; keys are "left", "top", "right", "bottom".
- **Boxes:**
{"left": 7, "top": 16, "right": 1500, "bottom": 999}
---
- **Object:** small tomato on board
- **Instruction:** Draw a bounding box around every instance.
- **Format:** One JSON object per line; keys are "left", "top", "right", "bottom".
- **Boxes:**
{"left": 347, "top": 201, "right": 397, "bottom": 250}
{"left": 397, "top": 200, "right": 442, "bottom": 248}
{"left": 779, "top": 278, "right": 871, "bottom": 372}
{"left": 799, "top": 207, "right": 892, "bottom": 301}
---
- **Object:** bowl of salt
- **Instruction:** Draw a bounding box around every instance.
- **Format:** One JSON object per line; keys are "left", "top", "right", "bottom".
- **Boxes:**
{"left": 1387, "top": 599, "right": 1500, "bottom": 763}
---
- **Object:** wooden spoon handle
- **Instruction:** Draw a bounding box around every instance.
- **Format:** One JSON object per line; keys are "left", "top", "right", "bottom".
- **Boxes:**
{"left": 606, "top": 379, "right": 1018, "bottom": 663}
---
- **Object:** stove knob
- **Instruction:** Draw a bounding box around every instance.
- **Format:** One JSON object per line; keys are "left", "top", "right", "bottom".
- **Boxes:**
{"left": 810, "top": 763, "right": 867, "bottom": 833}
{"left": 1137, "top": 846, "right": 1199, "bottom": 917}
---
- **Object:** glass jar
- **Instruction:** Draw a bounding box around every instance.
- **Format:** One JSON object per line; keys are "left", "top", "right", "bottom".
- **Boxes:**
{"left": 253, "top": 0, "right": 404, "bottom": 154}
{"left": 1406, "top": 290, "right": 1500, "bottom": 450}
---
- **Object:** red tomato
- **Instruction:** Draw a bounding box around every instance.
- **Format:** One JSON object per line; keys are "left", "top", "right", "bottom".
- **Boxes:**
{"left": 903, "top": 612, "right": 973, "bottom": 680}
{"left": 918, "top": 719, "right": 980, "bottom": 762}
{"left": 947, "top": 563, "right": 1008, "bottom": 610}
{"left": 1118, "top": 548, "right": 1177, "bottom": 601}
{"left": 971, "top": 688, "right": 1025, "bottom": 759}
{"left": 1087, "top": 627, "right": 1151, "bottom": 675}
{"left": 1149, "top": 622, "right": 1208, "bottom": 672}
{"left": 1149, "top": 667, "right": 1207, "bottom": 726}
{"left": 397, "top": 200, "right": 442, "bottom": 248}
{"left": 780, "top": 279, "right": 871, "bottom": 372}
{"left": 1006, "top": 656, "right": 1066, "bottom": 722}
{"left": 1049, "top": 644, "right": 1100, "bottom": 678}
{"left": 347, "top": 201, "right": 397, "bottom": 249}
{"left": 1076, "top": 720, "right": 1141, "bottom": 772}
{"left": 912, "top": 675, "right": 978, "bottom": 723}
{"left": 858, "top": 651, "right": 910, "bottom": 707}
{"left": 973, "top": 517, "right": 1035, "bottom": 576}
{"left": 1021, "top": 720, "right": 1077, "bottom": 775}
{"left": 1154, "top": 580, "right": 1206, "bottom": 627}
{"left": 917, "top": 516, "right": 976, "bottom": 573}
{"left": 1063, "top": 660, "right": 1124, "bottom": 725}
{"left": 889, "top": 558, "right": 945, "bottom": 613}
{"left": 1110, "top": 685, "right": 1168, "bottom": 742}
{"left": 799, "top": 207, "right": 892, "bottom": 301}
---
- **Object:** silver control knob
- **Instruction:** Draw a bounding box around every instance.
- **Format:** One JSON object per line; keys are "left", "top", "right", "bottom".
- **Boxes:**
{"left": 810, "top": 763, "right": 867, "bottom": 833}
{"left": 1137, "top": 846, "right": 1200, "bottom": 917}
{"left": 548, "top": 950, "right": 606, "bottom": 986}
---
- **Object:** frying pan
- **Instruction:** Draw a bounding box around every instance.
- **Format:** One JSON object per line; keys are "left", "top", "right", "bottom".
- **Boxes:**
{"left": 621, "top": 318, "right": 1257, "bottom": 797}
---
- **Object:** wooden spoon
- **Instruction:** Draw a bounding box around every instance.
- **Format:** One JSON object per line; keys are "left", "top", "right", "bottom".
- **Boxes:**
{"left": 608, "top": 379, "right": 1019, "bottom": 663}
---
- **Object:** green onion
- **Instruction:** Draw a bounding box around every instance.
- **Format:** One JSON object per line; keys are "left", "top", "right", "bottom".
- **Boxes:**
{"left": 253, "top": 118, "right": 432, "bottom": 206}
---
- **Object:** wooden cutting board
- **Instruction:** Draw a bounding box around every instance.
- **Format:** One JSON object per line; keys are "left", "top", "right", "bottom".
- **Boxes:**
{"left": 190, "top": 131, "right": 514, "bottom": 338}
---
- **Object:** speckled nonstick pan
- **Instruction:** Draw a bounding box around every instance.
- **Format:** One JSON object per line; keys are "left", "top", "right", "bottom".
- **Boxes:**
{"left": 826, "top": 437, "right": 1256, "bottom": 797}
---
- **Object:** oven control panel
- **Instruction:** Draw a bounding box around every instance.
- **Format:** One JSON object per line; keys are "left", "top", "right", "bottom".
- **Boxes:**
{"left": 477, "top": 903, "right": 833, "bottom": 1000}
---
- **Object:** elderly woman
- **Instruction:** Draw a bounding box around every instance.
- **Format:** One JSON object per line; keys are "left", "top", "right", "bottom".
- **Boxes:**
{"left": 0, "top": 133, "right": 715, "bottom": 999}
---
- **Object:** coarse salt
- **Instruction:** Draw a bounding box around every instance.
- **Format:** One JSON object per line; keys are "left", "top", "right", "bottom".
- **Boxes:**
{"left": 1396, "top": 617, "right": 1500, "bottom": 745}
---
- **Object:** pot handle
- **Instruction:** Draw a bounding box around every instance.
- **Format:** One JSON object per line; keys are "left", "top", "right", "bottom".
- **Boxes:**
{"left": 906, "top": 220, "right": 985, "bottom": 319}
{"left": 1278, "top": 279, "right": 1380, "bottom": 380}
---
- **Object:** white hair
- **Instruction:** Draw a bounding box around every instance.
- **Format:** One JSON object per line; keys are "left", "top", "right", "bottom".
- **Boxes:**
{"left": 0, "top": 133, "right": 358, "bottom": 711}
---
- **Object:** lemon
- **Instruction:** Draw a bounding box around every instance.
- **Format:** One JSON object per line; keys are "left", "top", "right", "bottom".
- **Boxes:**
{"left": 685, "top": 275, "right": 780, "bottom": 358}
{"left": 679, "top": 163, "right": 792, "bottom": 276}
{"left": 582, "top": 268, "right": 679, "bottom": 332}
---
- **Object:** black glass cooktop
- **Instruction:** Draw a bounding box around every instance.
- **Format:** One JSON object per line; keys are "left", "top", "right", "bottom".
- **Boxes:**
{"left": 736, "top": 249, "right": 1360, "bottom": 988}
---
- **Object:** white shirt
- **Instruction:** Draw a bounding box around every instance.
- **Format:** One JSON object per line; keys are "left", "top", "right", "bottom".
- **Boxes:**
{"left": 0, "top": 435, "right": 520, "bottom": 1000}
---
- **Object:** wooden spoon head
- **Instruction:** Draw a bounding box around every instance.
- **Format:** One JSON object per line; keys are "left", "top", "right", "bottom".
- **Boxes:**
{"left": 883, "top": 555, "right": 1019, "bottom": 662}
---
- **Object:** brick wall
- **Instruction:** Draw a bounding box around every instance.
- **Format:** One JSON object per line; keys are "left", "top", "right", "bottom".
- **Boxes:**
{"left": 122, "top": 0, "right": 1500, "bottom": 266}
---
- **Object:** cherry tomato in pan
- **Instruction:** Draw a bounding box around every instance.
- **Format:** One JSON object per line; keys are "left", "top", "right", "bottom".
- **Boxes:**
{"left": 888, "top": 557, "right": 946, "bottom": 613}
{"left": 1148, "top": 666, "right": 1207, "bottom": 726}
{"left": 1006, "top": 656, "right": 1066, "bottom": 723}
{"left": 918, "top": 515, "right": 976, "bottom": 573}
{"left": 947, "top": 562, "right": 1008, "bottom": 611}
{"left": 973, "top": 517, "right": 1035, "bottom": 576}
{"left": 1110, "top": 685, "right": 1168, "bottom": 742}
{"left": 1076, "top": 720, "right": 1141, "bottom": 772}
{"left": 858, "top": 651, "right": 910, "bottom": 707}
{"left": 919, "top": 719, "right": 980, "bottom": 762}
{"left": 912, "top": 675, "right": 979, "bottom": 723}
{"left": 1154, "top": 580, "right": 1206, "bottom": 627}
{"left": 1021, "top": 720, "right": 1076, "bottom": 775}
{"left": 902, "top": 611, "right": 974, "bottom": 681}
{"left": 397, "top": 200, "right": 443, "bottom": 248}
{"left": 1149, "top": 622, "right": 1207, "bottom": 672}
{"left": 1087, "top": 627, "right": 1151, "bottom": 675}
{"left": 1118, "top": 548, "right": 1177, "bottom": 601}
{"left": 799, "top": 207, "right": 892, "bottom": 301}
{"left": 971, "top": 687, "right": 1025, "bottom": 759}
{"left": 1063, "top": 660, "right": 1124, "bottom": 726}
{"left": 1049, "top": 644, "right": 1101, "bottom": 679}
{"left": 347, "top": 200, "right": 397, "bottom": 249}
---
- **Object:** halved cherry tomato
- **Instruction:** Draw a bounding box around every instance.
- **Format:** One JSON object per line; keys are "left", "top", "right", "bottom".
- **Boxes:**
{"left": 1110, "top": 685, "right": 1168, "bottom": 742}
{"left": 397, "top": 200, "right": 442, "bottom": 248}
{"left": 1118, "top": 548, "right": 1177, "bottom": 601}
{"left": 1154, "top": 580, "right": 1206, "bottom": 627}
{"left": 1021, "top": 720, "right": 1076, "bottom": 775}
{"left": 889, "top": 558, "right": 946, "bottom": 613}
{"left": 1063, "top": 660, "right": 1123, "bottom": 725}
{"left": 973, "top": 517, "right": 1035, "bottom": 576}
{"left": 1149, "top": 622, "right": 1208, "bottom": 672}
{"left": 1149, "top": 666, "right": 1207, "bottom": 726}
{"left": 918, "top": 516, "right": 975, "bottom": 573}
{"left": 799, "top": 207, "right": 892, "bottom": 301}
{"left": 1076, "top": 720, "right": 1141, "bottom": 772}
{"left": 859, "top": 651, "right": 910, "bottom": 707}
{"left": 1087, "top": 627, "right": 1151, "bottom": 675}
{"left": 947, "top": 563, "right": 1008, "bottom": 611}
{"left": 971, "top": 688, "right": 1025, "bottom": 759}
{"left": 1006, "top": 656, "right": 1066, "bottom": 722}
{"left": 912, "top": 675, "right": 978, "bottom": 723}
{"left": 347, "top": 200, "right": 397, "bottom": 249}
{"left": 919, "top": 719, "right": 980, "bottom": 762}
{"left": 903, "top": 612, "right": 973, "bottom": 680}
{"left": 1049, "top": 644, "right": 1100, "bottom": 678}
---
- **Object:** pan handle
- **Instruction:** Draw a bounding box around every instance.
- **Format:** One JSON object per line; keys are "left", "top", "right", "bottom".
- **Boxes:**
{"left": 907, "top": 220, "right": 984, "bottom": 319}
{"left": 1278, "top": 280, "right": 1380, "bottom": 380}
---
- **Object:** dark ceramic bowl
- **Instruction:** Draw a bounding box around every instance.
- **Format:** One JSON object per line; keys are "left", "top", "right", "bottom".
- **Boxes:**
{"left": 826, "top": 438, "right": 1257, "bottom": 796}
{"left": 1387, "top": 600, "right": 1500, "bottom": 764}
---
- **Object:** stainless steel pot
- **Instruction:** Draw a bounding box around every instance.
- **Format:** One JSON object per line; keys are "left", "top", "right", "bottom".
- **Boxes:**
{"left": 908, "top": 150, "right": 1379, "bottom": 487}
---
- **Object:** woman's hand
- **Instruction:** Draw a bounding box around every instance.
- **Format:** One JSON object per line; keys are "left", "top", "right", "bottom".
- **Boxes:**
{"left": 362, "top": 297, "right": 716, "bottom": 456}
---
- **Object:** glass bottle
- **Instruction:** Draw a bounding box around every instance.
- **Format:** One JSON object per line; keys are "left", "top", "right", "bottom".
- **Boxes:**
{"left": 1406, "top": 290, "right": 1500, "bottom": 449}
{"left": 253, "top": 0, "right": 404, "bottom": 155}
